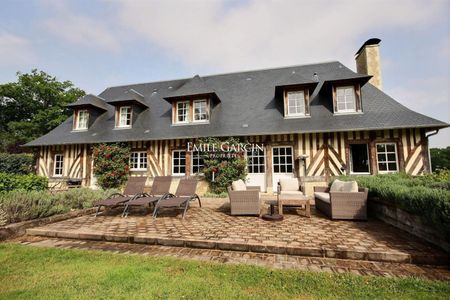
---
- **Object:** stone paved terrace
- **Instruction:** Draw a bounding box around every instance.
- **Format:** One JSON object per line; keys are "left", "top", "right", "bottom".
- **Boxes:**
{"left": 27, "top": 198, "right": 449, "bottom": 265}
{"left": 11, "top": 236, "right": 450, "bottom": 281}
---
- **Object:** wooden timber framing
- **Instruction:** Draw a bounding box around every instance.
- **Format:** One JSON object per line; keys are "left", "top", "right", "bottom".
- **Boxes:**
{"left": 36, "top": 128, "right": 431, "bottom": 188}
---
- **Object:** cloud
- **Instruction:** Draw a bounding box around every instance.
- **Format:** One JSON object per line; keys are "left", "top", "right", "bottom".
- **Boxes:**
{"left": 114, "top": 0, "right": 447, "bottom": 72}
{"left": 388, "top": 76, "right": 450, "bottom": 147}
{"left": 42, "top": 0, "right": 120, "bottom": 51}
{"left": 0, "top": 32, "right": 36, "bottom": 66}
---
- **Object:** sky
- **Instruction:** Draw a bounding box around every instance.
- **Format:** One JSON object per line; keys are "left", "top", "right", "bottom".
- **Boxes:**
{"left": 1, "top": 0, "right": 449, "bottom": 147}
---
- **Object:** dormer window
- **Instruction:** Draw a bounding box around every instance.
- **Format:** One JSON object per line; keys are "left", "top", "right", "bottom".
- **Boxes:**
{"left": 287, "top": 91, "right": 306, "bottom": 116}
{"left": 176, "top": 101, "right": 189, "bottom": 123}
{"left": 118, "top": 106, "right": 132, "bottom": 128}
{"left": 173, "top": 99, "right": 210, "bottom": 125}
{"left": 283, "top": 89, "right": 310, "bottom": 118}
{"left": 74, "top": 109, "right": 89, "bottom": 130}
{"left": 332, "top": 84, "right": 362, "bottom": 114}
{"left": 193, "top": 99, "right": 208, "bottom": 122}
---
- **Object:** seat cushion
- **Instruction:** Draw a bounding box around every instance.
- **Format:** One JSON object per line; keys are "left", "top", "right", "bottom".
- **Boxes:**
{"left": 314, "top": 192, "right": 330, "bottom": 203}
{"left": 342, "top": 181, "right": 358, "bottom": 192}
{"left": 232, "top": 179, "right": 247, "bottom": 191}
{"left": 279, "top": 178, "right": 299, "bottom": 191}
{"left": 280, "top": 191, "right": 303, "bottom": 196}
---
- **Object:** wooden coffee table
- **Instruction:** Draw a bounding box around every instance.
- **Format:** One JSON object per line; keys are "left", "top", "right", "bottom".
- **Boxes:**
{"left": 278, "top": 194, "right": 311, "bottom": 218}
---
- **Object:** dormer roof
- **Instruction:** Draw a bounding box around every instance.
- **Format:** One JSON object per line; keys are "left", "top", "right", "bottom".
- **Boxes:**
{"left": 164, "top": 75, "right": 219, "bottom": 101}
{"left": 67, "top": 94, "right": 110, "bottom": 111}
{"left": 106, "top": 89, "right": 149, "bottom": 108}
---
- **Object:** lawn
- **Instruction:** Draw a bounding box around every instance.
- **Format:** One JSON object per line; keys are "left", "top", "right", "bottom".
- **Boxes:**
{"left": 0, "top": 244, "right": 449, "bottom": 300}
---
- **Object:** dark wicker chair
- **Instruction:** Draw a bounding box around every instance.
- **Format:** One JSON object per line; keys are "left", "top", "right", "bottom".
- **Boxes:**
{"left": 94, "top": 176, "right": 147, "bottom": 217}
{"left": 313, "top": 186, "right": 368, "bottom": 220}
{"left": 121, "top": 176, "right": 172, "bottom": 217}
{"left": 152, "top": 178, "right": 201, "bottom": 219}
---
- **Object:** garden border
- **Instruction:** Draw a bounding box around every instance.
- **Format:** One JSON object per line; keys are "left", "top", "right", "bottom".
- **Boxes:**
{"left": 0, "top": 208, "right": 95, "bottom": 241}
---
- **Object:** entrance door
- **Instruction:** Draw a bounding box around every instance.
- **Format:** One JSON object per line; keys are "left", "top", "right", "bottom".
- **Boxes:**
{"left": 272, "top": 146, "right": 294, "bottom": 192}
{"left": 246, "top": 148, "right": 266, "bottom": 192}
{"left": 350, "top": 144, "right": 370, "bottom": 174}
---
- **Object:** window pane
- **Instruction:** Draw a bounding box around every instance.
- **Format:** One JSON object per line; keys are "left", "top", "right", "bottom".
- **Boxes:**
{"left": 377, "top": 144, "right": 385, "bottom": 152}
{"left": 388, "top": 163, "right": 397, "bottom": 171}
{"left": 387, "top": 153, "right": 396, "bottom": 162}
{"left": 378, "top": 154, "right": 386, "bottom": 162}
{"left": 379, "top": 163, "right": 387, "bottom": 171}
{"left": 386, "top": 144, "right": 396, "bottom": 152}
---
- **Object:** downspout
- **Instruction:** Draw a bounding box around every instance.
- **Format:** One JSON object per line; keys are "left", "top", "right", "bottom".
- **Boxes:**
{"left": 425, "top": 129, "right": 439, "bottom": 172}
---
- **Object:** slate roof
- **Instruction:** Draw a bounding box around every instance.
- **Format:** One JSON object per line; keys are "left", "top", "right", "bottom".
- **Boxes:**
{"left": 26, "top": 61, "right": 448, "bottom": 146}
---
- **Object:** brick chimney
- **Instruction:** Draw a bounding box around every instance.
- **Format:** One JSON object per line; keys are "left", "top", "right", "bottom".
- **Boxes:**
{"left": 355, "top": 38, "right": 382, "bottom": 90}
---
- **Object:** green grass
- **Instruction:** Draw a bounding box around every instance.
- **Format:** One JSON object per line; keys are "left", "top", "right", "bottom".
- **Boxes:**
{"left": 0, "top": 244, "right": 449, "bottom": 300}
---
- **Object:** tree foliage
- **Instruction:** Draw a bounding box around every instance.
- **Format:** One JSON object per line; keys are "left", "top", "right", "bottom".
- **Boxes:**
{"left": 0, "top": 69, "right": 85, "bottom": 152}
{"left": 92, "top": 143, "right": 130, "bottom": 189}
{"left": 430, "top": 147, "right": 450, "bottom": 171}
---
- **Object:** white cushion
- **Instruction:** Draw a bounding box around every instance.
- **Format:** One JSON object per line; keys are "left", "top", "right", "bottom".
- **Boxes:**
{"left": 279, "top": 178, "right": 299, "bottom": 191}
{"left": 232, "top": 179, "right": 247, "bottom": 191}
{"left": 342, "top": 181, "right": 358, "bottom": 192}
{"left": 280, "top": 191, "right": 303, "bottom": 195}
{"left": 314, "top": 192, "right": 330, "bottom": 203}
{"left": 330, "top": 179, "right": 345, "bottom": 192}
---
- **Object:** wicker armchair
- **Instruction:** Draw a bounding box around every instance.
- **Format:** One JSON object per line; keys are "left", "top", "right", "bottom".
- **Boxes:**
{"left": 313, "top": 186, "right": 368, "bottom": 220}
{"left": 227, "top": 185, "right": 262, "bottom": 216}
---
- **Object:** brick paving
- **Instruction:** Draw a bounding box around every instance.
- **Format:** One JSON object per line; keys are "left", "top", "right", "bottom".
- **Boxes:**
{"left": 26, "top": 198, "right": 449, "bottom": 265}
{"left": 11, "top": 236, "right": 450, "bottom": 281}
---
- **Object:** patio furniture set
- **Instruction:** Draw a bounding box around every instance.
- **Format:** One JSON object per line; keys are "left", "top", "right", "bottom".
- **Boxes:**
{"left": 94, "top": 176, "right": 368, "bottom": 221}
{"left": 228, "top": 178, "right": 368, "bottom": 221}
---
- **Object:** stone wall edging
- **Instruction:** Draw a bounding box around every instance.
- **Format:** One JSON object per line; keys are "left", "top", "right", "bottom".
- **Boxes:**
{"left": 0, "top": 208, "right": 96, "bottom": 241}
{"left": 369, "top": 198, "right": 449, "bottom": 252}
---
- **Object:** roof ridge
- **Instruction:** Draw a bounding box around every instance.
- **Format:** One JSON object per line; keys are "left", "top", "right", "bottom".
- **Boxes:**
{"left": 99, "top": 60, "right": 343, "bottom": 94}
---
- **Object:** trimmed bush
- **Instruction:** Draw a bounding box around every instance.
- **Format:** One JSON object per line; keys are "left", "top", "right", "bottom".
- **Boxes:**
{"left": 336, "top": 172, "right": 450, "bottom": 239}
{"left": 0, "top": 153, "right": 34, "bottom": 175}
{"left": 92, "top": 143, "right": 130, "bottom": 189}
{"left": 0, "top": 188, "right": 118, "bottom": 224}
{"left": 0, "top": 172, "right": 48, "bottom": 192}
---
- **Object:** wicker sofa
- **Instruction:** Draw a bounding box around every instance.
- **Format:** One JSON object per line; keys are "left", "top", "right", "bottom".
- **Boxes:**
{"left": 314, "top": 181, "right": 368, "bottom": 220}
{"left": 227, "top": 180, "right": 262, "bottom": 216}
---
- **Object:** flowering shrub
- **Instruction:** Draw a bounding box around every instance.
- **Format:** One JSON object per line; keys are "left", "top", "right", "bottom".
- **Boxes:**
{"left": 92, "top": 143, "right": 130, "bottom": 189}
{"left": 200, "top": 137, "right": 248, "bottom": 193}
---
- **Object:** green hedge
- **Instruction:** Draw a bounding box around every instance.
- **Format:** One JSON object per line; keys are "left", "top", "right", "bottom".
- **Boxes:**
{"left": 0, "top": 153, "right": 34, "bottom": 175}
{"left": 0, "top": 188, "right": 118, "bottom": 225}
{"left": 0, "top": 172, "right": 48, "bottom": 192}
{"left": 336, "top": 172, "right": 450, "bottom": 239}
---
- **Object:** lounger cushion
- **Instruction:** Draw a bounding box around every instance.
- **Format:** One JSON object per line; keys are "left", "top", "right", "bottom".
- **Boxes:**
{"left": 232, "top": 179, "right": 247, "bottom": 191}
{"left": 314, "top": 192, "right": 330, "bottom": 203}
{"left": 279, "top": 178, "right": 299, "bottom": 191}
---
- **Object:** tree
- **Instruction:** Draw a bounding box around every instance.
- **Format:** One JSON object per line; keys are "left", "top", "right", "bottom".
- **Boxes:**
{"left": 430, "top": 147, "right": 450, "bottom": 171}
{"left": 0, "top": 70, "right": 85, "bottom": 152}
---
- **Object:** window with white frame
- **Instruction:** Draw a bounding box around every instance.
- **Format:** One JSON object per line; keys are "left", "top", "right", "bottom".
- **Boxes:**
{"left": 130, "top": 151, "right": 147, "bottom": 171}
{"left": 75, "top": 109, "right": 89, "bottom": 130}
{"left": 176, "top": 101, "right": 189, "bottom": 123}
{"left": 376, "top": 143, "right": 398, "bottom": 173}
{"left": 172, "top": 150, "right": 186, "bottom": 175}
{"left": 118, "top": 106, "right": 132, "bottom": 128}
{"left": 193, "top": 99, "right": 208, "bottom": 122}
{"left": 286, "top": 91, "right": 306, "bottom": 116}
{"left": 192, "top": 151, "right": 204, "bottom": 174}
{"left": 335, "top": 86, "right": 356, "bottom": 113}
{"left": 272, "top": 146, "right": 293, "bottom": 173}
{"left": 247, "top": 148, "right": 265, "bottom": 173}
{"left": 53, "top": 154, "right": 64, "bottom": 176}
